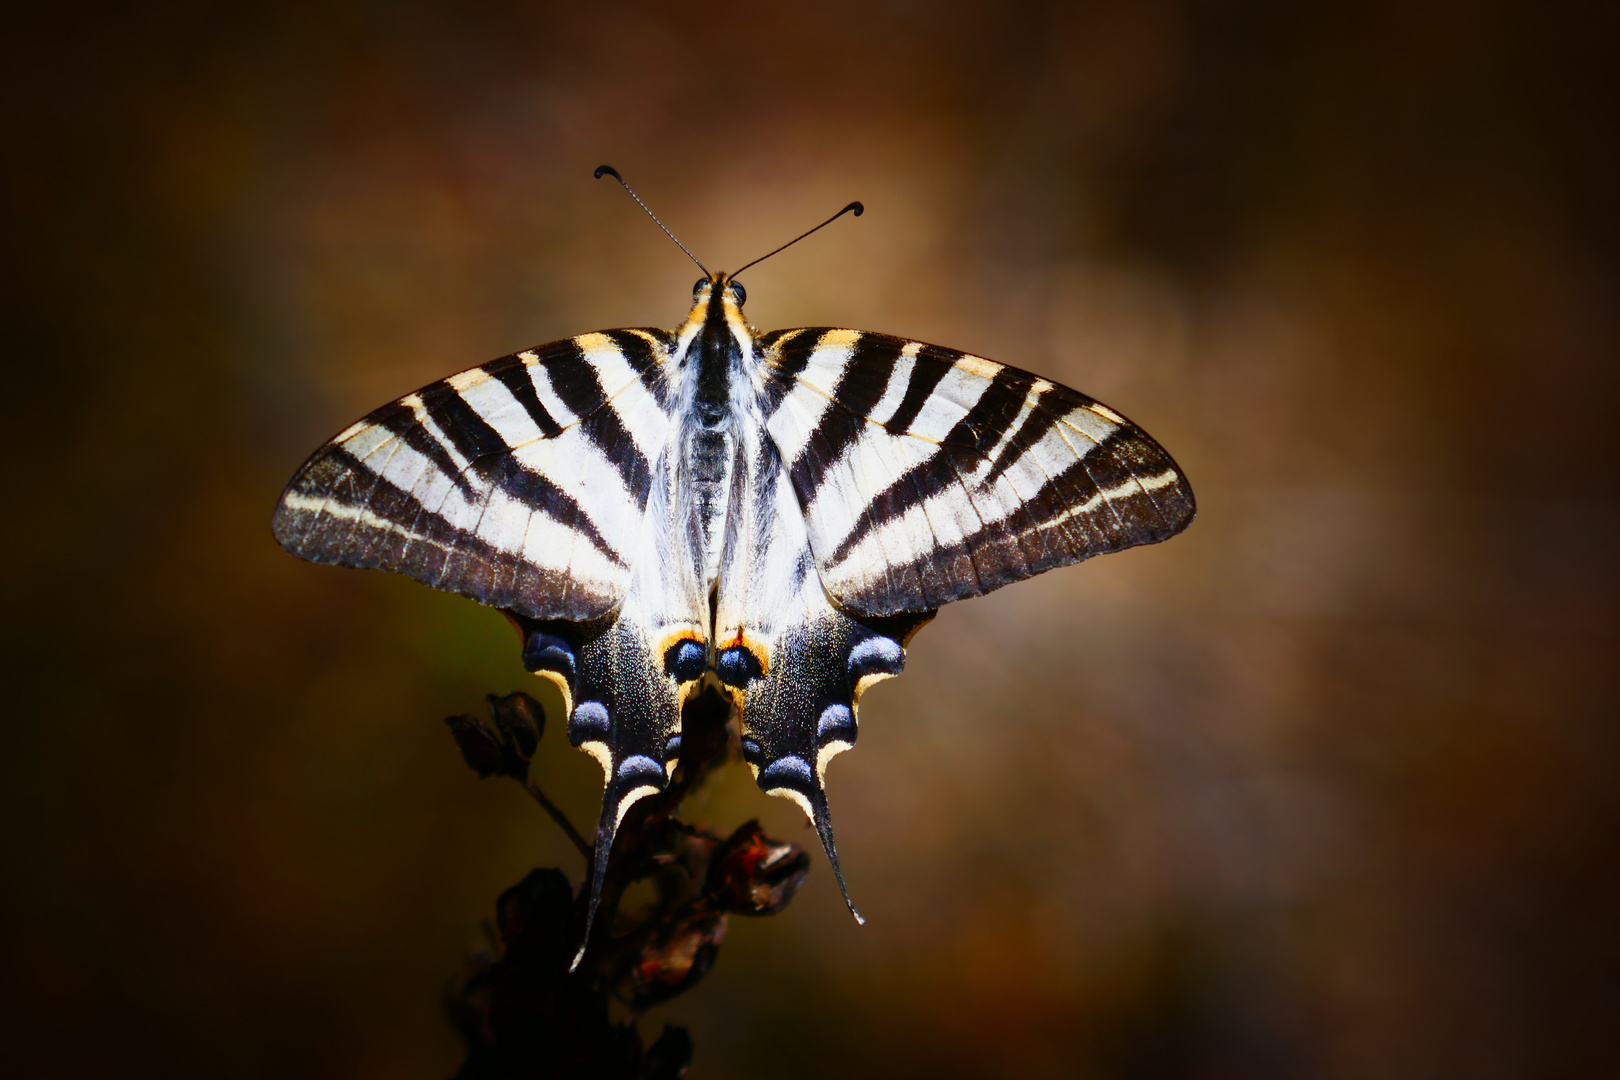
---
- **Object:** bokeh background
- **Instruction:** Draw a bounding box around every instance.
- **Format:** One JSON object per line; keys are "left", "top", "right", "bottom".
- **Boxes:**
{"left": 4, "top": 1, "right": 1616, "bottom": 1076}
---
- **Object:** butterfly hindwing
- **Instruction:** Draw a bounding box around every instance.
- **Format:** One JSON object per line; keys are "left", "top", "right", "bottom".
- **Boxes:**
{"left": 713, "top": 413, "right": 933, "bottom": 919}
{"left": 513, "top": 602, "right": 703, "bottom": 968}
{"left": 272, "top": 328, "right": 677, "bottom": 621}
{"left": 758, "top": 328, "right": 1196, "bottom": 618}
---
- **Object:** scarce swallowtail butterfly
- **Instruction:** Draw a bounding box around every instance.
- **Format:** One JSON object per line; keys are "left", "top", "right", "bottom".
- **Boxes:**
{"left": 272, "top": 167, "right": 1196, "bottom": 968}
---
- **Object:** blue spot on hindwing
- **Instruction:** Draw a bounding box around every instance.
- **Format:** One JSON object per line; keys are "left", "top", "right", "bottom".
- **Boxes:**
{"left": 568, "top": 701, "right": 610, "bottom": 746}
{"left": 817, "top": 704, "right": 857, "bottom": 745}
{"left": 716, "top": 646, "right": 763, "bottom": 688}
{"left": 524, "top": 631, "right": 577, "bottom": 681}
{"left": 615, "top": 754, "right": 666, "bottom": 786}
{"left": 663, "top": 638, "right": 707, "bottom": 682}
{"left": 758, "top": 756, "right": 814, "bottom": 791}
{"left": 848, "top": 635, "right": 904, "bottom": 682}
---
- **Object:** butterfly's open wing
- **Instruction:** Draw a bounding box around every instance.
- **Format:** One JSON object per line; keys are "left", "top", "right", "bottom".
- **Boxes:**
{"left": 273, "top": 329, "right": 676, "bottom": 621}
{"left": 757, "top": 329, "right": 1195, "bottom": 618}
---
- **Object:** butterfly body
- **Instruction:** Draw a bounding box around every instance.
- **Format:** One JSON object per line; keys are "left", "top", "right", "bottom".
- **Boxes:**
{"left": 274, "top": 268, "right": 1194, "bottom": 960}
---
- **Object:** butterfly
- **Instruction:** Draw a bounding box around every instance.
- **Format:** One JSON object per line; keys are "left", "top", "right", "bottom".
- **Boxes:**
{"left": 272, "top": 167, "right": 1195, "bottom": 967}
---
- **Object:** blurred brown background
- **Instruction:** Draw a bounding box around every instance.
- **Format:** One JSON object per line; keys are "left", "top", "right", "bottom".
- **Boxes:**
{"left": 3, "top": 1, "right": 1616, "bottom": 1077}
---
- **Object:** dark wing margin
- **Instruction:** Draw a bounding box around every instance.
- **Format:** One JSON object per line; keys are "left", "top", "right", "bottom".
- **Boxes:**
{"left": 272, "top": 328, "right": 676, "bottom": 621}
{"left": 757, "top": 328, "right": 1195, "bottom": 618}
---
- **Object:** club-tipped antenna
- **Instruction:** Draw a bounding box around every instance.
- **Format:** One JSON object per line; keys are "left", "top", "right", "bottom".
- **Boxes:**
{"left": 732, "top": 201, "right": 864, "bottom": 278}
{"left": 595, "top": 165, "right": 708, "bottom": 276}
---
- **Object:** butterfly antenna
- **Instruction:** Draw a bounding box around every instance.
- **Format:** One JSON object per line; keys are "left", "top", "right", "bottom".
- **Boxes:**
{"left": 732, "top": 201, "right": 865, "bottom": 278}
{"left": 594, "top": 165, "right": 708, "bottom": 276}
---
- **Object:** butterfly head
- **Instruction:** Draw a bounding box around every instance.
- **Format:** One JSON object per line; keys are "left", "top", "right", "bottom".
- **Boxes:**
{"left": 691, "top": 272, "right": 747, "bottom": 310}
{"left": 687, "top": 272, "right": 748, "bottom": 331}
{"left": 680, "top": 271, "right": 754, "bottom": 356}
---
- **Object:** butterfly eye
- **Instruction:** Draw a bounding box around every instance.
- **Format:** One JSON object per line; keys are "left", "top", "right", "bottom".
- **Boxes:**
{"left": 728, "top": 281, "right": 746, "bottom": 305}
{"left": 692, "top": 278, "right": 707, "bottom": 301}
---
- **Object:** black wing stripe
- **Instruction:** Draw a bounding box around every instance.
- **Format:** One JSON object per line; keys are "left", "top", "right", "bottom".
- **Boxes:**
{"left": 488, "top": 457, "right": 626, "bottom": 565}
{"left": 951, "top": 366, "right": 1036, "bottom": 451}
{"left": 981, "top": 386, "right": 1062, "bottom": 488}
{"left": 760, "top": 329, "right": 821, "bottom": 418}
{"left": 788, "top": 334, "right": 903, "bottom": 506}
{"left": 605, "top": 329, "right": 660, "bottom": 376}
{"left": 414, "top": 376, "right": 638, "bottom": 554}
{"left": 539, "top": 340, "right": 651, "bottom": 498}
{"left": 284, "top": 447, "right": 504, "bottom": 567}
{"left": 606, "top": 328, "right": 673, "bottom": 408}
{"left": 423, "top": 381, "right": 513, "bottom": 465}
{"left": 368, "top": 400, "right": 481, "bottom": 499}
{"left": 602, "top": 331, "right": 664, "bottom": 390}
{"left": 582, "top": 405, "right": 653, "bottom": 503}
{"left": 539, "top": 339, "right": 608, "bottom": 424}
{"left": 954, "top": 450, "right": 1029, "bottom": 594}
{"left": 881, "top": 344, "right": 955, "bottom": 434}
{"left": 824, "top": 366, "right": 1032, "bottom": 566}
{"left": 488, "top": 355, "right": 565, "bottom": 439}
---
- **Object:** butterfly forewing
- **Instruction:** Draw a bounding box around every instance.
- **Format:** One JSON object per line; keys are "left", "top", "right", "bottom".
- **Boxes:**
{"left": 273, "top": 328, "right": 677, "bottom": 621}
{"left": 758, "top": 329, "right": 1195, "bottom": 618}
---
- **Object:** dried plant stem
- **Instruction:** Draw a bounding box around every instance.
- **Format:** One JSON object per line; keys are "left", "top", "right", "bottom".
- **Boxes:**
{"left": 522, "top": 776, "right": 592, "bottom": 861}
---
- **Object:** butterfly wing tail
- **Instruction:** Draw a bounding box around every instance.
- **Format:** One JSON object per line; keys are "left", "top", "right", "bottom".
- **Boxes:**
{"left": 570, "top": 764, "right": 664, "bottom": 972}
{"left": 806, "top": 782, "right": 864, "bottom": 926}
{"left": 729, "top": 596, "right": 932, "bottom": 926}
{"left": 512, "top": 614, "right": 688, "bottom": 973}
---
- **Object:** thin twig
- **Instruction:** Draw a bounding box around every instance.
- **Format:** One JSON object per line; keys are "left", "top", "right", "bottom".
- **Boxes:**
{"left": 522, "top": 776, "right": 593, "bottom": 862}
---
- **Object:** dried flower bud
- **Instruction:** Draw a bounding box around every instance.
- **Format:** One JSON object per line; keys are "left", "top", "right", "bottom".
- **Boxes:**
{"left": 631, "top": 910, "right": 727, "bottom": 1008}
{"left": 445, "top": 713, "right": 504, "bottom": 778}
{"left": 446, "top": 692, "right": 547, "bottom": 781}
{"left": 488, "top": 691, "right": 544, "bottom": 760}
{"left": 707, "top": 820, "right": 810, "bottom": 916}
